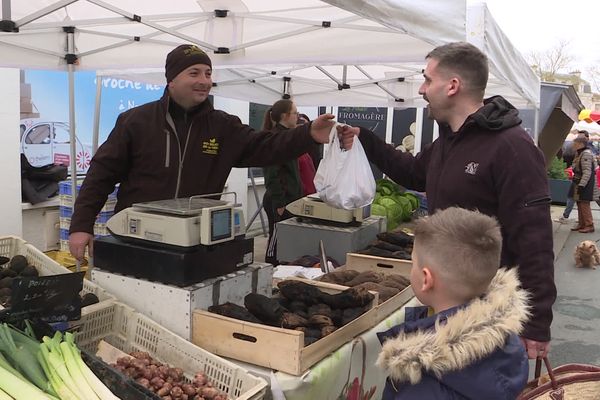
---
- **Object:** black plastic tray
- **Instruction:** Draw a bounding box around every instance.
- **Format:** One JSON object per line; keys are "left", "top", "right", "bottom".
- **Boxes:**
{"left": 82, "top": 350, "right": 161, "bottom": 400}
{"left": 93, "top": 235, "right": 254, "bottom": 287}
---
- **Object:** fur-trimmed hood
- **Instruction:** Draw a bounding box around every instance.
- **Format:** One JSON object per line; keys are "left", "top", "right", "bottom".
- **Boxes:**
{"left": 377, "top": 268, "right": 529, "bottom": 387}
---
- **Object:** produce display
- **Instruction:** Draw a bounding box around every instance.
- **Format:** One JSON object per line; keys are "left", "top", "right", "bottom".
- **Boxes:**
{"left": 0, "top": 323, "right": 120, "bottom": 399}
{"left": 209, "top": 280, "right": 375, "bottom": 346}
{"left": 0, "top": 255, "right": 40, "bottom": 307}
{"left": 113, "top": 351, "right": 228, "bottom": 400}
{"left": 319, "top": 270, "right": 411, "bottom": 303}
{"left": 370, "top": 179, "right": 420, "bottom": 231}
{"left": 0, "top": 255, "right": 99, "bottom": 309}
{"left": 357, "top": 229, "right": 414, "bottom": 260}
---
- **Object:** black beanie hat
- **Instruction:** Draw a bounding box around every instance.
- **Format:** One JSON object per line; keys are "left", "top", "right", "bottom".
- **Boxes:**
{"left": 165, "top": 44, "right": 212, "bottom": 82}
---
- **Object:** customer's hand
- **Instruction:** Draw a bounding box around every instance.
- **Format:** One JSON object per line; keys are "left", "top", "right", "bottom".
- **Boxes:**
{"left": 521, "top": 337, "right": 551, "bottom": 359}
{"left": 337, "top": 124, "right": 359, "bottom": 150}
{"left": 309, "top": 114, "right": 336, "bottom": 144}
{"left": 69, "top": 232, "right": 94, "bottom": 260}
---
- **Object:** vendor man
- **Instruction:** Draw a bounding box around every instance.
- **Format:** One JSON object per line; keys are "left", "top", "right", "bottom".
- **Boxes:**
{"left": 69, "top": 44, "right": 342, "bottom": 259}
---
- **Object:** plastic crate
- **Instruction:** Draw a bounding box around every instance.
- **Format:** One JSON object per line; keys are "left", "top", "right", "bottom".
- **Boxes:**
{"left": 59, "top": 194, "right": 117, "bottom": 212}
{"left": 59, "top": 180, "right": 118, "bottom": 198}
{"left": 59, "top": 218, "right": 110, "bottom": 238}
{"left": 60, "top": 206, "right": 113, "bottom": 223}
{"left": 59, "top": 239, "right": 69, "bottom": 253}
{"left": 74, "top": 300, "right": 267, "bottom": 400}
{"left": 0, "top": 235, "right": 115, "bottom": 305}
{"left": 0, "top": 235, "right": 72, "bottom": 276}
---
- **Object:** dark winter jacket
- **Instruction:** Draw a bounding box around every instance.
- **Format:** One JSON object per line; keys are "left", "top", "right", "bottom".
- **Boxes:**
{"left": 569, "top": 148, "right": 597, "bottom": 201}
{"left": 263, "top": 124, "right": 304, "bottom": 210}
{"left": 377, "top": 268, "right": 530, "bottom": 400}
{"left": 70, "top": 90, "right": 316, "bottom": 234}
{"left": 358, "top": 96, "right": 556, "bottom": 342}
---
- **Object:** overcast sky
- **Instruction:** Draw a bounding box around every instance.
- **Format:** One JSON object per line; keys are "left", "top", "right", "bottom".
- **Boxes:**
{"left": 478, "top": 0, "right": 599, "bottom": 87}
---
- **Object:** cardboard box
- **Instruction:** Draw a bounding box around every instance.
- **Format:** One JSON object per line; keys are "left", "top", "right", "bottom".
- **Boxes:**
{"left": 192, "top": 279, "right": 379, "bottom": 375}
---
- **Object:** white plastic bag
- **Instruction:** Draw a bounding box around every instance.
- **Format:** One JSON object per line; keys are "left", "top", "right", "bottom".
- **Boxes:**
{"left": 313, "top": 124, "right": 376, "bottom": 210}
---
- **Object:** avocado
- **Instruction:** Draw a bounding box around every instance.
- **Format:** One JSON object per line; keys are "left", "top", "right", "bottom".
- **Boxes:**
{"left": 19, "top": 265, "right": 39, "bottom": 277}
{"left": 81, "top": 292, "right": 100, "bottom": 307}
{"left": 2, "top": 269, "right": 17, "bottom": 278}
{"left": 0, "top": 277, "right": 13, "bottom": 289}
{"left": 9, "top": 255, "right": 27, "bottom": 274}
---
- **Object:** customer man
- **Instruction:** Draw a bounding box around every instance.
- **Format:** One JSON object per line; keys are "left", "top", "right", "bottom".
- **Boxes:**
{"left": 341, "top": 42, "right": 556, "bottom": 358}
{"left": 69, "top": 44, "right": 341, "bottom": 259}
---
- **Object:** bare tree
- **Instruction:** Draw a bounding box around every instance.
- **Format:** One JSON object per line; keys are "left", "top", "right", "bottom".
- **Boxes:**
{"left": 587, "top": 64, "right": 600, "bottom": 93}
{"left": 528, "top": 40, "right": 574, "bottom": 82}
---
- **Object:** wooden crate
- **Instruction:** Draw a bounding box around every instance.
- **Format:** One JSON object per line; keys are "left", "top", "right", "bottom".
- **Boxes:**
{"left": 345, "top": 252, "right": 412, "bottom": 274}
{"left": 192, "top": 279, "right": 378, "bottom": 375}
{"left": 342, "top": 253, "right": 414, "bottom": 322}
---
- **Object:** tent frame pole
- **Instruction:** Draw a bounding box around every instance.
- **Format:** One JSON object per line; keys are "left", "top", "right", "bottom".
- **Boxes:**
{"left": 92, "top": 75, "right": 102, "bottom": 155}
{"left": 67, "top": 29, "right": 78, "bottom": 205}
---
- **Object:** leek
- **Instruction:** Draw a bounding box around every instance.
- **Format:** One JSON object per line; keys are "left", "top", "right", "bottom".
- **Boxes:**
{"left": 0, "top": 350, "right": 25, "bottom": 381}
{"left": 0, "top": 324, "right": 52, "bottom": 395}
{"left": 0, "top": 363, "right": 55, "bottom": 400}
{"left": 0, "top": 387, "right": 13, "bottom": 400}
{"left": 59, "top": 341, "right": 100, "bottom": 400}
{"left": 37, "top": 350, "right": 78, "bottom": 400}
{"left": 64, "top": 333, "right": 119, "bottom": 400}
{"left": 41, "top": 339, "right": 85, "bottom": 399}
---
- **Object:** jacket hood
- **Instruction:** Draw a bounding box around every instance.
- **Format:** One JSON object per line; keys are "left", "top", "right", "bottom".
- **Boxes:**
{"left": 376, "top": 268, "right": 529, "bottom": 385}
{"left": 469, "top": 95, "right": 522, "bottom": 131}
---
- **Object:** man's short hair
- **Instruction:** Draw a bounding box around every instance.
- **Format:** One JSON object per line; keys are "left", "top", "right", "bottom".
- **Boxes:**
{"left": 577, "top": 130, "right": 590, "bottom": 139}
{"left": 414, "top": 207, "right": 501, "bottom": 300}
{"left": 574, "top": 133, "right": 589, "bottom": 146}
{"left": 426, "top": 42, "right": 489, "bottom": 99}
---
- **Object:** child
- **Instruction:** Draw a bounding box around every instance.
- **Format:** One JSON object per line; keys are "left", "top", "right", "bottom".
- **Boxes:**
{"left": 376, "top": 207, "right": 529, "bottom": 399}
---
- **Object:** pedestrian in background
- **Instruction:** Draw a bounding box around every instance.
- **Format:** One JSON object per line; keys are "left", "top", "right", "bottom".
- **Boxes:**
{"left": 569, "top": 133, "right": 598, "bottom": 233}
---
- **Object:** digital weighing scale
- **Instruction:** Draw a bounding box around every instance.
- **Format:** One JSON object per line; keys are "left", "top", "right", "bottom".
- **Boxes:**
{"left": 94, "top": 194, "right": 254, "bottom": 287}
{"left": 285, "top": 195, "right": 370, "bottom": 225}
{"left": 106, "top": 195, "right": 245, "bottom": 247}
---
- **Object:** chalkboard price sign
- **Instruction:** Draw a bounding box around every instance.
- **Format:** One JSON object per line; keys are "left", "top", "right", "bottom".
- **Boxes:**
{"left": 8, "top": 272, "right": 85, "bottom": 323}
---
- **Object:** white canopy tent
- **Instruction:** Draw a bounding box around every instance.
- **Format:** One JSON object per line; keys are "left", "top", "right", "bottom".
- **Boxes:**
{"left": 0, "top": 0, "right": 540, "bottom": 202}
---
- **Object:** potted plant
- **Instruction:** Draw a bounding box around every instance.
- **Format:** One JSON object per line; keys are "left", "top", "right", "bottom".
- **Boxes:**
{"left": 547, "top": 156, "right": 570, "bottom": 205}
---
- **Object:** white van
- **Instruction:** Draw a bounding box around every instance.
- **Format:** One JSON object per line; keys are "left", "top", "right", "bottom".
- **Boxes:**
{"left": 20, "top": 119, "right": 92, "bottom": 173}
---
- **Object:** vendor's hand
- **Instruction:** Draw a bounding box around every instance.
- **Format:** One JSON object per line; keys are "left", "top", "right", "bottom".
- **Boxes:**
{"left": 309, "top": 114, "right": 336, "bottom": 144}
{"left": 69, "top": 232, "right": 94, "bottom": 260}
{"left": 521, "top": 337, "right": 551, "bottom": 359}
{"left": 337, "top": 124, "right": 359, "bottom": 150}
{"left": 276, "top": 207, "right": 285, "bottom": 216}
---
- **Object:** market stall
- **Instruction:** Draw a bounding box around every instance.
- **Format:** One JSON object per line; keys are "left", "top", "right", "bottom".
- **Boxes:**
{"left": 0, "top": 0, "right": 540, "bottom": 201}
{"left": 0, "top": 2, "right": 545, "bottom": 399}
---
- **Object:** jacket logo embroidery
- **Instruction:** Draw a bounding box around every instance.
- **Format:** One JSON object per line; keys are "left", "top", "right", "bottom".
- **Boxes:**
{"left": 465, "top": 162, "right": 479, "bottom": 175}
{"left": 202, "top": 138, "right": 219, "bottom": 155}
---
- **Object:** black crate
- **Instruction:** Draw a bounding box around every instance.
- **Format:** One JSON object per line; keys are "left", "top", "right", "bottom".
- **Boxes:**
{"left": 93, "top": 235, "right": 254, "bottom": 287}
{"left": 82, "top": 350, "right": 161, "bottom": 400}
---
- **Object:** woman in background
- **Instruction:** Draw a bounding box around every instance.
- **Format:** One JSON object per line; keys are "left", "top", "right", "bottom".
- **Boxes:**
{"left": 262, "top": 100, "right": 310, "bottom": 265}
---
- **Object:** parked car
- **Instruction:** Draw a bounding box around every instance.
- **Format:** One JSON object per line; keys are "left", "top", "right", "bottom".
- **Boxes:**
{"left": 20, "top": 119, "right": 92, "bottom": 173}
